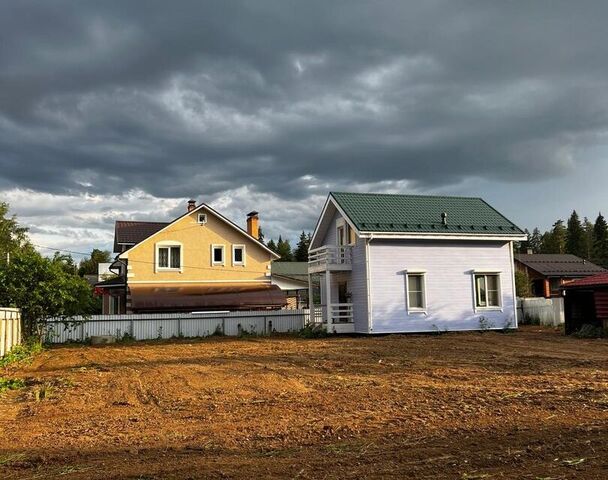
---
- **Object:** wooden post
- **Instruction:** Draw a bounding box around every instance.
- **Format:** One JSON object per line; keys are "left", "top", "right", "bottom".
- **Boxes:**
{"left": 325, "top": 271, "right": 332, "bottom": 330}
{"left": 308, "top": 273, "right": 314, "bottom": 325}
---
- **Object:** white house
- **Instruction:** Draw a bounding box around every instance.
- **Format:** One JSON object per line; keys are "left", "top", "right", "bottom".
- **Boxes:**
{"left": 308, "top": 192, "right": 527, "bottom": 334}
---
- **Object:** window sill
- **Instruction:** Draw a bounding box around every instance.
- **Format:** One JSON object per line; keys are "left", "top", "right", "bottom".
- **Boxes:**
{"left": 475, "top": 307, "right": 503, "bottom": 313}
{"left": 407, "top": 309, "right": 427, "bottom": 315}
{"left": 156, "top": 268, "right": 183, "bottom": 273}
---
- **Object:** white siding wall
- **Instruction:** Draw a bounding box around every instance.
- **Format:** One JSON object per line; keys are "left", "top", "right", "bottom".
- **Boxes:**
{"left": 368, "top": 240, "right": 516, "bottom": 333}
{"left": 318, "top": 209, "right": 369, "bottom": 333}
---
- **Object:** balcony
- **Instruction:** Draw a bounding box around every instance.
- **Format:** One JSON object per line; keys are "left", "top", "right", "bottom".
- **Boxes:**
{"left": 308, "top": 245, "right": 352, "bottom": 273}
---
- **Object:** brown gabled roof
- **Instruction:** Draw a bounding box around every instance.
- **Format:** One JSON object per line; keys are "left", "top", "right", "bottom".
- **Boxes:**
{"left": 515, "top": 254, "right": 606, "bottom": 277}
{"left": 113, "top": 221, "right": 169, "bottom": 253}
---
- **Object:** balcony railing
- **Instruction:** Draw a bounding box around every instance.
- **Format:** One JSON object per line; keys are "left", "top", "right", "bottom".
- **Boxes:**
{"left": 308, "top": 245, "right": 352, "bottom": 272}
{"left": 330, "top": 303, "right": 354, "bottom": 324}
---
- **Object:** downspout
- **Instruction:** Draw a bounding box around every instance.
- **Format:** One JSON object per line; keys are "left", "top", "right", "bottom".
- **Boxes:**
{"left": 365, "top": 235, "right": 374, "bottom": 333}
{"left": 509, "top": 241, "right": 518, "bottom": 329}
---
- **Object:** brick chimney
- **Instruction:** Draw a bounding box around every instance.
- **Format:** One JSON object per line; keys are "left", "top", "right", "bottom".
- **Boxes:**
{"left": 246, "top": 211, "right": 259, "bottom": 239}
{"left": 187, "top": 199, "right": 196, "bottom": 212}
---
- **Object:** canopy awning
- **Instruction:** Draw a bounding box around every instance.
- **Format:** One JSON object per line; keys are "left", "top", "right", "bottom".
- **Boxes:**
{"left": 129, "top": 283, "right": 286, "bottom": 312}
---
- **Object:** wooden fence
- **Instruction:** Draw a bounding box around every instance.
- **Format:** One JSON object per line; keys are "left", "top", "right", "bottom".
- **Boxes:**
{"left": 517, "top": 297, "right": 565, "bottom": 326}
{"left": 1, "top": 308, "right": 22, "bottom": 357}
{"left": 44, "top": 309, "right": 309, "bottom": 343}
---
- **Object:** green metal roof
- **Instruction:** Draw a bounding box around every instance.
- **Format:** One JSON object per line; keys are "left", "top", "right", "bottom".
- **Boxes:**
{"left": 330, "top": 192, "right": 524, "bottom": 235}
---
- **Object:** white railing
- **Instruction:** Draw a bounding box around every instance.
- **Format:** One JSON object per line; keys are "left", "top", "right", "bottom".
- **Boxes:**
{"left": 1, "top": 308, "right": 21, "bottom": 357}
{"left": 308, "top": 245, "right": 352, "bottom": 270}
{"left": 330, "top": 303, "right": 354, "bottom": 324}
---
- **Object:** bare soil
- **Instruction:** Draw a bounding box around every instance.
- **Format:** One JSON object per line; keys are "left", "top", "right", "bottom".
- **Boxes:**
{"left": 1, "top": 326, "right": 607, "bottom": 479}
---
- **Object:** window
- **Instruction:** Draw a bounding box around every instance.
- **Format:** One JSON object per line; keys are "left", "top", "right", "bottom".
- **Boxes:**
{"left": 156, "top": 243, "right": 182, "bottom": 271}
{"left": 232, "top": 245, "right": 246, "bottom": 266}
{"left": 211, "top": 245, "right": 225, "bottom": 266}
{"left": 337, "top": 221, "right": 355, "bottom": 246}
{"left": 197, "top": 213, "right": 207, "bottom": 224}
{"left": 406, "top": 273, "right": 426, "bottom": 311}
{"left": 475, "top": 273, "right": 501, "bottom": 308}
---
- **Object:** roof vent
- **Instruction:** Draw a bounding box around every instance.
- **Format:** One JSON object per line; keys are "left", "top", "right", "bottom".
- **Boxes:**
{"left": 441, "top": 212, "right": 448, "bottom": 226}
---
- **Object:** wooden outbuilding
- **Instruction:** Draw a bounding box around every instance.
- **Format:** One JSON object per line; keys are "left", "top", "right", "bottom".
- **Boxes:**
{"left": 561, "top": 273, "right": 608, "bottom": 334}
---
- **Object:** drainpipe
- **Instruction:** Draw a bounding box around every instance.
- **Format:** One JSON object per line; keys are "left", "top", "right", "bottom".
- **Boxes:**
{"left": 365, "top": 235, "right": 374, "bottom": 333}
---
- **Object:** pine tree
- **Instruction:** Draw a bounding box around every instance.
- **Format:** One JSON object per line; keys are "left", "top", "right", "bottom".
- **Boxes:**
{"left": 266, "top": 239, "right": 277, "bottom": 253}
{"left": 583, "top": 217, "right": 594, "bottom": 259}
{"left": 257, "top": 227, "right": 265, "bottom": 244}
{"left": 592, "top": 213, "right": 608, "bottom": 266}
{"left": 275, "top": 236, "right": 293, "bottom": 262}
{"left": 566, "top": 210, "right": 586, "bottom": 258}
{"left": 294, "top": 231, "right": 311, "bottom": 262}
{"left": 541, "top": 220, "right": 566, "bottom": 254}
{"left": 528, "top": 227, "right": 542, "bottom": 253}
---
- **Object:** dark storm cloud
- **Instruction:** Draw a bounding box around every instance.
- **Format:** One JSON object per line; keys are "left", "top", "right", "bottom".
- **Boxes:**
{"left": 2, "top": 0, "right": 608, "bottom": 200}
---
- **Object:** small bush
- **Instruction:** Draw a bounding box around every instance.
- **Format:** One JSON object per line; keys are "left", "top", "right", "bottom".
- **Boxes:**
{"left": 118, "top": 331, "right": 136, "bottom": 343}
{"left": 299, "top": 324, "right": 328, "bottom": 338}
{"left": 573, "top": 324, "right": 605, "bottom": 339}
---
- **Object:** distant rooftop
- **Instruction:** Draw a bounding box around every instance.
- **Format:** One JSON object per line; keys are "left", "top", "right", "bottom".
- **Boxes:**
{"left": 330, "top": 192, "right": 524, "bottom": 235}
{"left": 515, "top": 254, "right": 606, "bottom": 277}
{"left": 113, "top": 221, "right": 169, "bottom": 253}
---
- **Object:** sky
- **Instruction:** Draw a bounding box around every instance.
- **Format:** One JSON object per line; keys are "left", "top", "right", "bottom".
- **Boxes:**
{"left": 2, "top": 1, "right": 608, "bottom": 261}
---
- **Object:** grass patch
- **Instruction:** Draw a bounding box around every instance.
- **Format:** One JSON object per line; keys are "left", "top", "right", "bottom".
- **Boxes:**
{"left": 0, "top": 339, "right": 43, "bottom": 367}
{"left": 0, "top": 377, "right": 25, "bottom": 393}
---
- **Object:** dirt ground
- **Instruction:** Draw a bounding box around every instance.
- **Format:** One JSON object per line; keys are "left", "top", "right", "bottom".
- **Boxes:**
{"left": 1, "top": 326, "right": 607, "bottom": 480}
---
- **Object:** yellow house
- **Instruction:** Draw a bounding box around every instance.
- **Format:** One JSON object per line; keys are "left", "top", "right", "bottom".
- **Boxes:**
{"left": 96, "top": 200, "right": 284, "bottom": 314}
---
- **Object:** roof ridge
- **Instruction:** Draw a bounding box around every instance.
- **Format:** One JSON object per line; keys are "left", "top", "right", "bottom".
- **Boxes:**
{"left": 330, "top": 191, "right": 483, "bottom": 201}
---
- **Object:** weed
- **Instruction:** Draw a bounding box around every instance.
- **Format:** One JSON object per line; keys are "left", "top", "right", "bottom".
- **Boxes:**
{"left": 478, "top": 316, "right": 494, "bottom": 332}
{"left": 118, "top": 331, "right": 136, "bottom": 343}
{"left": 0, "top": 339, "right": 43, "bottom": 367}
{"left": 0, "top": 377, "right": 25, "bottom": 393}
{"left": 212, "top": 324, "right": 225, "bottom": 337}
{"left": 34, "top": 383, "right": 54, "bottom": 401}
{"left": 299, "top": 324, "right": 328, "bottom": 338}
{"left": 0, "top": 453, "right": 26, "bottom": 466}
{"left": 573, "top": 324, "right": 605, "bottom": 339}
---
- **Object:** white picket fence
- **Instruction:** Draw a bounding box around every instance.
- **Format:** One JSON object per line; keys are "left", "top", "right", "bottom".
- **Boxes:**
{"left": 1, "top": 308, "right": 22, "bottom": 357}
{"left": 44, "top": 309, "right": 309, "bottom": 344}
{"left": 517, "top": 297, "right": 565, "bottom": 326}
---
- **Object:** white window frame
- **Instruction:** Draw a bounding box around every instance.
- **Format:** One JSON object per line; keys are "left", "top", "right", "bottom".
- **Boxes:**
{"left": 155, "top": 241, "right": 183, "bottom": 273}
{"left": 232, "top": 244, "right": 246, "bottom": 266}
{"left": 472, "top": 270, "right": 503, "bottom": 311}
{"left": 336, "top": 217, "right": 355, "bottom": 247}
{"left": 405, "top": 269, "right": 427, "bottom": 314}
{"left": 211, "top": 244, "right": 225, "bottom": 266}
{"left": 197, "top": 213, "right": 207, "bottom": 224}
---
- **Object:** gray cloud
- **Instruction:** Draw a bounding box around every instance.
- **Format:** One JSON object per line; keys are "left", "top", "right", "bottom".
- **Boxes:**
{"left": 2, "top": 1, "right": 608, "bottom": 248}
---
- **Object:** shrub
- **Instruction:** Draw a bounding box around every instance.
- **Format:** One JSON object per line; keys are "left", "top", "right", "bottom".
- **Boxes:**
{"left": 0, "top": 339, "right": 43, "bottom": 367}
{"left": 299, "top": 324, "right": 328, "bottom": 338}
{"left": 573, "top": 324, "right": 606, "bottom": 339}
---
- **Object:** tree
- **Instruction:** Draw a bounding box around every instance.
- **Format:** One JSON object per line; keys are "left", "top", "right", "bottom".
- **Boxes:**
{"left": 593, "top": 213, "right": 608, "bottom": 266}
{"left": 0, "top": 250, "right": 97, "bottom": 337}
{"left": 541, "top": 220, "right": 566, "bottom": 254}
{"left": 515, "top": 271, "right": 532, "bottom": 297}
{"left": 266, "top": 239, "right": 277, "bottom": 253}
{"left": 257, "top": 227, "right": 265, "bottom": 244}
{"left": 52, "top": 252, "right": 77, "bottom": 275}
{"left": 528, "top": 228, "right": 543, "bottom": 254}
{"left": 294, "top": 231, "right": 311, "bottom": 262}
{"left": 583, "top": 217, "right": 594, "bottom": 260}
{"left": 78, "top": 249, "right": 111, "bottom": 276}
{"left": 275, "top": 236, "right": 293, "bottom": 262}
{"left": 566, "top": 210, "right": 586, "bottom": 258}
{"left": 0, "top": 201, "right": 31, "bottom": 267}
